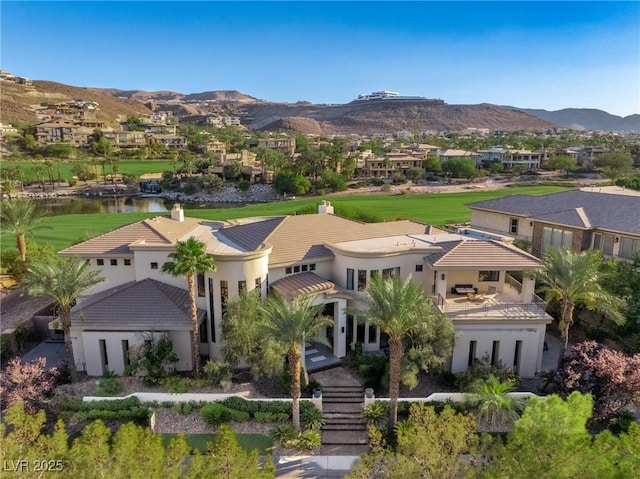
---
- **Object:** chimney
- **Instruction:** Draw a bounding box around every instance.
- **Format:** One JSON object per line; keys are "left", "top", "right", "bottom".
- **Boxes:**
{"left": 318, "top": 200, "right": 334, "bottom": 215}
{"left": 171, "top": 203, "right": 184, "bottom": 222}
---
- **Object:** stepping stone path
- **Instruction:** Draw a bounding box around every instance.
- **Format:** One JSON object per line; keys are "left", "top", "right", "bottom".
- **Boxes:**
{"left": 311, "top": 367, "right": 370, "bottom": 456}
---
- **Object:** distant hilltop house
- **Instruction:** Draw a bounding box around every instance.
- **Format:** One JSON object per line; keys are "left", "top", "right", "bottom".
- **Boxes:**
{"left": 354, "top": 90, "right": 445, "bottom": 104}
{"left": 59, "top": 202, "right": 552, "bottom": 378}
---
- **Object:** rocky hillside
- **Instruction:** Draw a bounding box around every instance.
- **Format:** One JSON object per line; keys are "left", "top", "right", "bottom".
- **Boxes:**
{"left": 94, "top": 88, "right": 257, "bottom": 104}
{"left": 1, "top": 81, "right": 151, "bottom": 126}
{"left": 246, "top": 100, "right": 556, "bottom": 135}
{"left": 512, "top": 107, "right": 640, "bottom": 133}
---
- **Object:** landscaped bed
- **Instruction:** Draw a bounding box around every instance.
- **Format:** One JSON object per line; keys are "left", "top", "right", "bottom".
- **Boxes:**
{"left": 160, "top": 432, "right": 273, "bottom": 455}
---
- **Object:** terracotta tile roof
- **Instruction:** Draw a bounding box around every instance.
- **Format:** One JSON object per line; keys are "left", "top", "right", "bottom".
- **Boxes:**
{"left": 59, "top": 216, "right": 202, "bottom": 256}
{"left": 71, "top": 278, "right": 204, "bottom": 330}
{"left": 217, "top": 214, "right": 433, "bottom": 266}
{"left": 425, "top": 240, "right": 542, "bottom": 270}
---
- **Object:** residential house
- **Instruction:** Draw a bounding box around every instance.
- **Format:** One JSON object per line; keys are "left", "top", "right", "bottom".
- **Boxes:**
{"left": 502, "top": 150, "right": 547, "bottom": 170}
{"left": 59, "top": 202, "right": 552, "bottom": 378}
{"left": 361, "top": 152, "right": 423, "bottom": 178}
{"left": 467, "top": 187, "right": 640, "bottom": 259}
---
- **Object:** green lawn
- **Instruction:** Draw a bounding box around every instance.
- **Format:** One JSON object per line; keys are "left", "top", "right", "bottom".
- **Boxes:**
{"left": 1, "top": 159, "right": 176, "bottom": 183}
{"left": 0, "top": 185, "right": 571, "bottom": 252}
{"left": 160, "top": 432, "right": 273, "bottom": 455}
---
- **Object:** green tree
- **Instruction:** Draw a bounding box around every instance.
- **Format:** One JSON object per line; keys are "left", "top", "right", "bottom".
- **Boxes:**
{"left": 70, "top": 162, "right": 96, "bottom": 183}
{"left": 0, "top": 238, "right": 58, "bottom": 281}
{"left": 22, "top": 257, "right": 104, "bottom": 376}
{"left": 273, "top": 169, "right": 311, "bottom": 195}
{"left": 442, "top": 157, "right": 477, "bottom": 180}
{"left": 0, "top": 199, "right": 49, "bottom": 273}
{"left": 355, "top": 275, "right": 454, "bottom": 427}
{"left": 162, "top": 237, "right": 217, "bottom": 373}
{"left": 547, "top": 154, "right": 577, "bottom": 177}
{"left": 261, "top": 292, "right": 330, "bottom": 431}
{"left": 535, "top": 248, "right": 626, "bottom": 353}
{"left": 223, "top": 162, "right": 242, "bottom": 180}
{"left": 91, "top": 135, "right": 113, "bottom": 157}
{"left": 348, "top": 404, "right": 480, "bottom": 479}
{"left": 593, "top": 152, "right": 634, "bottom": 183}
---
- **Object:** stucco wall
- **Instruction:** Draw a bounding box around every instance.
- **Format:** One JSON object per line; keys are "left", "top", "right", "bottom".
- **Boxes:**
{"left": 470, "top": 210, "right": 533, "bottom": 241}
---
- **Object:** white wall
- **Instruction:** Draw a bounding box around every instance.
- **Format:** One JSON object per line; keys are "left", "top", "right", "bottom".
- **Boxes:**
{"left": 470, "top": 210, "right": 533, "bottom": 241}
{"left": 450, "top": 321, "right": 547, "bottom": 378}
{"left": 72, "top": 330, "right": 192, "bottom": 376}
{"left": 80, "top": 257, "right": 136, "bottom": 295}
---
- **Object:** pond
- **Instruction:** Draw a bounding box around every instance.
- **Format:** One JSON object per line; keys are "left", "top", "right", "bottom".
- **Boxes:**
{"left": 33, "top": 196, "right": 241, "bottom": 216}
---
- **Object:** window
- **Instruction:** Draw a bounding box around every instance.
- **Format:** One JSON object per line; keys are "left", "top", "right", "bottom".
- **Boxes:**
{"left": 368, "top": 324, "right": 377, "bottom": 344}
{"left": 346, "top": 268, "right": 354, "bottom": 290}
{"left": 478, "top": 271, "right": 500, "bottom": 282}
{"left": 468, "top": 340, "right": 477, "bottom": 367}
{"left": 220, "top": 281, "right": 228, "bottom": 316}
{"left": 285, "top": 267, "right": 292, "bottom": 274}
{"left": 593, "top": 233, "right": 615, "bottom": 256}
{"left": 255, "top": 277, "right": 261, "bottom": 290}
{"left": 491, "top": 341, "right": 500, "bottom": 366}
{"left": 382, "top": 267, "right": 400, "bottom": 279}
{"left": 514, "top": 340, "right": 523, "bottom": 368}
{"left": 357, "top": 270, "right": 367, "bottom": 291}
{"left": 200, "top": 314, "right": 208, "bottom": 342}
{"left": 293, "top": 265, "right": 300, "bottom": 273}
{"left": 301, "top": 264, "right": 308, "bottom": 272}
{"left": 121, "top": 340, "right": 130, "bottom": 366}
{"left": 150, "top": 262, "right": 158, "bottom": 270}
{"left": 542, "top": 226, "right": 574, "bottom": 252}
{"left": 124, "top": 259, "right": 131, "bottom": 266}
{"left": 510, "top": 217, "right": 519, "bottom": 234}
{"left": 238, "top": 280, "right": 246, "bottom": 293}
{"left": 619, "top": 237, "right": 640, "bottom": 259}
{"left": 309, "top": 263, "right": 316, "bottom": 271}
{"left": 110, "top": 259, "right": 118, "bottom": 266}
{"left": 208, "top": 278, "right": 215, "bottom": 342}
{"left": 370, "top": 270, "right": 379, "bottom": 280}
{"left": 97, "top": 259, "right": 104, "bottom": 266}
{"left": 99, "top": 339, "right": 109, "bottom": 372}
{"left": 415, "top": 264, "right": 423, "bottom": 272}
{"left": 197, "top": 273, "right": 205, "bottom": 297}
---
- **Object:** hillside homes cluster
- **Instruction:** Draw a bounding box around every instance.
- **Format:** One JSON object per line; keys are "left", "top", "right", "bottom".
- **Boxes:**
{"left": 60, "top": 202, "right": 553, "bottom": 378}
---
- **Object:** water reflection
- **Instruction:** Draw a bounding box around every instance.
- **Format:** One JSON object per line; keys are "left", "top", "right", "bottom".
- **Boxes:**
{"left": 33, "top": 196, "right": 237, "bottom": 216}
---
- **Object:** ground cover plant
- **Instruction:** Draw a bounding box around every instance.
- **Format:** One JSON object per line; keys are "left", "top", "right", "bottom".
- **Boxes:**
{"left": 160, "top": 432, "right": 273, "bottom": 455}
{"left": 2, "top": 186, "right": 570, "bottom": 252}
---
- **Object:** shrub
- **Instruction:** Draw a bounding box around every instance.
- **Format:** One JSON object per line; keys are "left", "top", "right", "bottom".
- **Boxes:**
{"left": 229, "top": 409, "right": 250, "bottom": 422}
{"left": 300, "top": 403, "right": 325, "bottom": 429}
{"left": 202, "top": 360, "right": 233, "bottom": 389}
{"left": 161, "top": 375, "right": 188, "bottom": 393}
{"left": 200, "top": 403, "right": 232, "bottom": 425}
{"left": 220, "top": 396, "right": 257, "bottom": 414}
{"left": 95, "top": 373, "right": 124, "bottom": 397}
{"left": 58, "top": 396, "right": 141, "bottom": 412}
{"left": 270, "top": 424, "right": 297, "bottom": 444}
{"left": 608, "top": 410, "right": 637, "bottom": 435}
{"left": 296, "top": 429, "right": 321, "bottom": 450}
{"left": 364, "top": 402, "right": 388, "bottom": 428}
{"left": 125, "top": 337, "right": 178, "bottom": 386}
{"left": 254, "top": 411, "right": 278, "bottom": 423}
{"left": 454, "top": 355, "right": 519, "bottom": 392}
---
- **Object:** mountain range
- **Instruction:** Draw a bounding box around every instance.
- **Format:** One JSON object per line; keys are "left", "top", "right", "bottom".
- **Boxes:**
{"left": 2, "top": 79, "right": 638, "bottom": 134}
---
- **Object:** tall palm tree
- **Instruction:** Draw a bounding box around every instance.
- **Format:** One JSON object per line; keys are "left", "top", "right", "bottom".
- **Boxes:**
{"left": 357, "top": 275, "right": 454, "bottom": 427}
{"left": 261, "top": 292, "right": 330, "bottom": 431}
{"left": 536, "top": 248, "right": 626, "bottom": 353}
{"left": 1, "top": 199, "right": 48, "bottom": 273}
{"left": 23, "top": 257, "right": 104, "bottom": 376}
{"left": 162, "top": 237, "right": 216, "bottom": 374}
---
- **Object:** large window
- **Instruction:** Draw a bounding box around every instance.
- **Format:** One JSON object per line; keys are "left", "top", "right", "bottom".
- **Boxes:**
{"left": 208, "top": 278, "right": 215, "bottom": 342}
{"left": 592, "top": 233, "right": 615, "bottom": 255}
{"left": 619, "top": 237, "right": 640, "bottom": 259}
{"left": 220, "top": 280, "right": 229, "bottom": 317}
{"left": 542, "top": 227, "right": 573, "bottom": 252}
{"left": 357, "top": 270, "right": 367, "bottom": 291}
{"left": 382, "top": 267, "right": 400, "bottom": 279}
{"left": 197, "top": 273, "right": 205, "bottom": 297}
{"left": 346, "top": 268, "right": 354, "bottom": 290}
{"left": 478, "top": 271, "right": 500, "bottom": 282}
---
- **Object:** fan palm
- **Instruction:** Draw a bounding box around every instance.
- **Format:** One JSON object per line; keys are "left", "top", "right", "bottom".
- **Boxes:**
{"left": 1, "top": 199, "right": 49, "bottom": 273}
{"left": 536, "top": 248, "right": 625, "bottom": 353}
{"left": 261, "top": 292, "right": 330, "bottom": 431}
{"left": 469, "top": 375, "right": 524, "bottom": 430}
{"left": 357, "top": 275, "right": 454, "bottom": 427}
{"left": 162, "top": 236, "right": 216, "bottom": 374}
{"left": 23, "top": 257, "right": 104, "bottom": 376}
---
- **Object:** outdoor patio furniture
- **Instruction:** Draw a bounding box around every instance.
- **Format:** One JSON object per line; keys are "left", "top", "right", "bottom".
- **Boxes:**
{"left": 478, "top": 286, "right": 498, "bottom": 302}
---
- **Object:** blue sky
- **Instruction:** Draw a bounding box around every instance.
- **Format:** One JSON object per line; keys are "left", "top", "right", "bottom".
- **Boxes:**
{"left": 2, "top": 1, "right": 639, "bottom": 116}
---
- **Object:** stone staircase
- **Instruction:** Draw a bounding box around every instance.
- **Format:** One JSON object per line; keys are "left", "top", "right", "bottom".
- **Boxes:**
{"left": 320, "top": 385, "right": 370, "bottom": 455}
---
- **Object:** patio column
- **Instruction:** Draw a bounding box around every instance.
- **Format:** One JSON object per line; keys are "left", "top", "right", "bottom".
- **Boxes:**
{"left": 522, "top": 275, "right": 536, "bottom": 303}
{"left": 435, "top": 271, "right": 448, "bottom": 300}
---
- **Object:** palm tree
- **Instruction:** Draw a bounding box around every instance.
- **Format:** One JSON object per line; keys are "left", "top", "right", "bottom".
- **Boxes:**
{"left": 162, "top": 237, "right": 216, "bottom": 374}
{"left": 0, "top": 199, "right": 48, "bottom": 273}
{"left": 261, "top": 292, "right": 330, "bottom": 431}
{"left": 23, "top": 257, "right": 104, "bottom": 376}
{"left": 536, "top": 248, "right": 626, "bottom": 353}
{"left": 357, "top": 275, "right": 454, "bottom": 427}
{"left": 469, "top": 375, "right": 524, "bottom": 430}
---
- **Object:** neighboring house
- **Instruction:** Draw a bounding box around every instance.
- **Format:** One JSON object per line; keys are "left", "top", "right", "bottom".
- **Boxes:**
{"left": 60, "top": 202, "right": 552, "bottom": 378}
{"left": 361, "top": 152, "right": 423, "bottom": 178}
{"left": 502, "top": 150, "right": 547, "bottom": 170}
{"left": 467, "top": 188, "right": 640, "bottom": 259}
